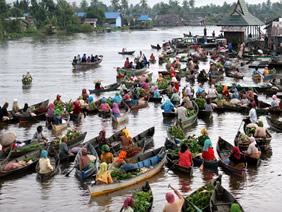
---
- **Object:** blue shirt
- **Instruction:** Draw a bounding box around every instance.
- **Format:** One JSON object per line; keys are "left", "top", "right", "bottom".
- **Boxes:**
{"left": 252, "top": 69, "right": 261, "bottom": 75}
{"left": 161, "top": 102, "right": 174, "bottom": 113}
{"left": 111, "top": 95, "right": 122, "bottom": 103}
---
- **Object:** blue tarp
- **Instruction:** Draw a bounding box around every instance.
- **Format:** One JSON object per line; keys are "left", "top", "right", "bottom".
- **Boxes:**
{"left": 74, "top": 12, "right": 86, "bottom": 17}
{"left": 105, "top": 12, "right": 120, "bottom": 19}
{"left": 138, "top": 15, "right": 152, "bottom": 21}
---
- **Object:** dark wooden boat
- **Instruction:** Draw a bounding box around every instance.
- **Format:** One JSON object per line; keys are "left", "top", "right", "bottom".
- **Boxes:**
{"left": 166, "top": 154, "right": 193, "bottom": 176}
{"left": 225, "top": 71, "right": 244, "bottom": 79}
{"left": 119, "top": 181, "right": 153, "bottom": 212}
{"left": 162, "top": 112, "right": 176, "bottom": 119}
{"left": 36, "top": 147, "right": 60, "bottom": 181}
{"left": 197, "top": 110, "right": 212, "bottom": 119}
{"left": 98, "top": 110, "right": 111, "bottom": 118}
{"left": 234, "top": 131, "right": 261, "bottom": 167}
{"left": 52, "top": 115, "right": 70, "bottom": 136}
{"left": 89, "top": 83, "right": 120, "bottom": 94}
{"left": 216, "top": 137, "right": 246, "bottom": 177}
{"left": 151, "top": 44, "right": 161, "bottom": 50}
{"left": 126, "top": 96, "right": 149, "bottom": 110}
{"left": 266, "top": 116, "right": 282, "bottom": 131}
{"left": 0, "top": 139, "right": 34, "bottom": 160}
{"left": 0, "top": 149, "right": 41, "bottom": 178}
{"left": 148, "top": 92, "right": 162, "bottom": 103}
{"left": 210, "top": 182, "right": 245, "bottom": 212}
{"left": 118, "top": 51, "right": 135, "bottom": 55}
{"left": 216, "top": 84, "right": 273, "bottom": 93}
{"left": 178, "top": 101, "right": 199, "bottom": 129}
{"left": 72, "top": 56, "right": 103, "bottom": 70}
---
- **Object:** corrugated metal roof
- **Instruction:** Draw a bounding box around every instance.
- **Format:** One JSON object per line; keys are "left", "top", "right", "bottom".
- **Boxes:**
{"left": 218, "top": 0, "right": 263, "bottom": 26}
{"left": 105, "top": 12, "right": 120, "bottom": 19}
{"left": 138, "top": 15, "right": 152, "bottom": 21}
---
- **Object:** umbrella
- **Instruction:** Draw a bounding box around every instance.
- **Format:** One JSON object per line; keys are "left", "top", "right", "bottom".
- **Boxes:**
{"left": 1, "top": 131, "right": 16, "bottom": 146}
{"left": 94, "top": 78, "right": 103, "bottom": 84}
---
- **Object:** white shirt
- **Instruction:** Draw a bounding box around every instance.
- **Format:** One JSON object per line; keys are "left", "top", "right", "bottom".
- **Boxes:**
{"left": 249, "top": 108, "right": 257, "bottom": 123}
{"left": 176, "top": 106, "right": 187, "bottom": 119}
{"left": 247, "top": 142, "right": 259, "bottom": 155}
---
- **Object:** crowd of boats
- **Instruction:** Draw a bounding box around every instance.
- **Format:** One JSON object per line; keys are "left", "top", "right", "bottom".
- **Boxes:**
{"left": 1, "top": 32, "right": 282, "bottom": 211}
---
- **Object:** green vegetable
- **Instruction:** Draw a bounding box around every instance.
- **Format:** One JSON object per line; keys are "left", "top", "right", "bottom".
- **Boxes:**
{"left": 23, "top": 157, "right": 36, "bottom": 163}
{"left": 106, "top": 98, "right": 113, "bottom": 108}
{"left": 157, "top": 78, "right": 168, "bottom": 89}
{"left": 110, "top": 168, "right": 141, "bottom": 181}
{"left": 168, "top": 126, "right": 185, "bottom": 140}
{"left": 180, "top": 137, "right": 202, "bottom": 157}
{"left": 20, "top": 144, "right": 42, "bottom": 152}
{"left": 187, "top": 109, "right": 196, "bottom": 117}
{"left": 54, "top": 103, "right": 64, "bottom": 112}
{"left": 65, "top": 100, "right": 74, "bottom": 112}
{"left": 216, "top": 85, "right": 224, "bottom": 94}
{"left": 133, "top": 191, "right": 152, "bottom": 212}
{"left": 195, "top": 98, "right": 206, "bottom": 110}
{"left": 246, "top": 127, "right": 256, "bottom": 136}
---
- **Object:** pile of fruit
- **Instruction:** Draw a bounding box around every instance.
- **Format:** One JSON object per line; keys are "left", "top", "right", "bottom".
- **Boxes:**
{"left": 123, "top": 144, "right": 142, "bottom": 158}
{"left": 157, "top": 79, "right": 168, "bottom": 89}
{"left": 195, "top": 98, "right": 206, "bottom": 110}
{"left": 168, "top": 125, "right": 185, "bottom": 140}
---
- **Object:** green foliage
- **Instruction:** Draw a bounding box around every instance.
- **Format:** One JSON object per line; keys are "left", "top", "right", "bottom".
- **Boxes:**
{"left": 66, "top": 23, "right": 81, "bottom": 33}
{"left": 133, "top": 191, "right": 152, "bottom": 212}
{"left": 65, "top": 129, "right": 81, "bottom": 140}
{"left": 3, "top": 20, "right": 22, "bottom": 33}
{"left": 65, "top": 100, "right": 73, "bottom": 112}
{"left": 216, "top": 85, "right": 224, "bottom": 94}
{"left": 110, "top": 168, "right": 141, "bottom": 180}
{"left": 180, "top": 137, "right": 202, "bottom": 157}
{"left": 23, "top": 157, "right": 36, "bottom": 163}
{"left": 80, "top": 23, "right": 93, "bottom": 32}
{"left": 195, "top": 98, "right": 206, "bottom": 110}
{"left": 246, "top": 127, "right": 256, "bottom": 137}
{"left": 187, "top": 109, "right": 196, "bottom": 117}
{"left": 168, "top": 125, "right": 185, "bottom": 140}
{"left": 20, "top": 144, "right": 42, "bottom": 152}
{"left": 157, "top": 78, "right": 168, "bottom": 90}
{"left": 54, "top": 103, "right": 64, "bottom": 112}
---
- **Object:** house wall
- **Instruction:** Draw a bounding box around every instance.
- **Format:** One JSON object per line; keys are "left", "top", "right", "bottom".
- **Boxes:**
{"left": 224, "top": 32, "right": 244, "bottom": 43}
{"left": 116, "top": 15, "right": 122, "bottom": 27}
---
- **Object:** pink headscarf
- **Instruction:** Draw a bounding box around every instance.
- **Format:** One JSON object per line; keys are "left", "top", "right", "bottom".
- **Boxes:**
{"left": 112, "top": 103, "right": 120, "bottom": 114}
{"left": 264, "top": 66, "right": 268, "bottom": 70}
{"left": 49, "top": 103, "right": 54, "bottom": 109}
{"left": 153, "top": 86, "right": 159, "bottom": 92}
{"left": 166, "top": 192, "right": 175, "bottom": 204}
{"left": 249, "top": 136, "right": 256, "bottom": 144}
{"left": 272, "top": 95, "right": 277, "bottom": 100}
{"left": 123, "top": 197, "right": 133, "bottom": 210}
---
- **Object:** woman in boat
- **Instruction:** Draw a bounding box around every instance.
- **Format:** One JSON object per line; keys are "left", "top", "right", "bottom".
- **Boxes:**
{"left": 124, "top": 57, "right": 129, "bottom": 69}
{"left": 214, "top": 94, "right": 227, "bottom": 108}
{"left": 184, "top": 83, "right": 193, "bottom": 99}
{"left": 78, "top": 96, "right": 88, "bottom": 109}
{"left": 122, "top": 90, "right": 131, "bottom": 101}
{"left": 175, "top": 102, "right": 187, "bottom": 120}
{"left": 178, "top": 143, "right": 192, "bottom": 168}
{"left": 153, "top": 86, "right": 161, "bottom": 98}
{"left": 111, "top": 91, "right": 122, "bottom": 104}
{"left": 122, "top": 197, "right": 135, "bottom": 212}
{"left": 100, "top": 144, "right": 114, "bottom": 164}
{"left": 246, "top": 87, "right": 255, "bottom": 100}
{"left": 202, "top": 137, "right": 216, "bottom": 161}
{"left": 113, "top": 151, "right": 127, "bottom": 168}
{"left": 120, "top": 129, "right": 133, "bottom": 147}
{"left": 245, "top": 137, "right": 261, "bottom": 159}
{"left": 254, "top": 120, "right": 267, "bottom": 138}
{"left": 157, "top": 73, "right": 164, "bottom": 83}
{"left": 196, "top": 83, "right": 205, "bottom": 96}
{"left": 163, "top": 185, "right": 184, "bottom": 212}
{"left": 182, "top": 92, "right": 193, "bottom": 109}
{"left": 81, "top": 88, "right": 89, "bottom": 101}
{"left": 95, "top": 80, "right": 104, "bottom": 90}
{"left": 38, "top": 150, "right": 54, "bottom": 174}
{"left": 207, "top": 85, "right": 218, "bottom": 99}
{"left": 1, "top": 102, "right": 11, "bottom": 120}
{"left": 32, "top": 125, "right": 48, "bottom": 143}
{"left": 248, "top": 103, "right": 257, "bottom": 124}
{"left": 22, "top": 103, "right": 35, "bottom": 117}
{"left": 204, "top": 98, "right": 213, "bottom": 111}
{"left": 252, "top": 67, "right": 262, "bottom": 75}
{"left": 100, "top": 98, "right": 111, "bottom": 113}
{"left": 87, "top": 96, "right": 96, "bottom": 111}
{"left": 198, "top": 128, "right": 209, "bottom": 147}
{"left": 112, "top": 103, "right": 121, "bottom": 118}
{"left": 139, "top": 74, "right": 147, "bottom": 85}
{"left": 12, "top": 99, "right": 20, "bottom": 113}
{"left": 72, "top": 100, "right": 82, "bottom": 117}
{"left": 54, "top": 94, "right": 63, "bottom": 106}
{"left": 47, "top": 103, "right": 55, "bottom": 125}
{"left": 59, "top": 136, "right": 70, "bottom": 159}
{"left": 52, "top": 109, "right": 62, "bottom": 125}
{"left": 161, "top": 99, "right": 175, "bottom": 113}
{"left": 97, "top": 130, "right": 111, "bottom": 152}
{"left": 262, "top": 66, "right": 269, "bottom": 76}
{"left": 131, "top": 85, "right": 140, "bottom": 106}
{"left": 96, "top": 162, "right": 113, "bottom": 185}
{"left": 142, "top": 79, "right": 150, "bottom": 89}
{"left": 240, "top": 94, "right": 250, "bottom": 106}
{"left": 150, "top": 53, "right": 155, "bottom": 60}
{"left": 170, "top": 88, "right": 180, "bottom": 103}
{"left": 231, "top": 88, "right": 240, "bottom": 99}
{"left": 227, "top": 146, "right": 246, "bottom": 168}
{"left": 271, "top": 95, "right": 279, "bottom": 109}
{"left": 171, "top": 77, "right": 179, "bottom": 92}
{"left": 128, "top": 62, "right": 134, "bottom": 69}
{"left": 222, "top": 86, "right": 230, "bottom": 98}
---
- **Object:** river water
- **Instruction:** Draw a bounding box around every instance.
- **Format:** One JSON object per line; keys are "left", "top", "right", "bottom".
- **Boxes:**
{"left": 0, "top": 26, "right": 281, "bottom": 211}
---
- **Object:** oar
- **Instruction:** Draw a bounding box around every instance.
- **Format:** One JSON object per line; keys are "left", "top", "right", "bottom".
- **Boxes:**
{"left": 65, "top": 165, "right": 76, "bottom": 177}
{"left": 168, "top": 184, "right": 202, "bottom": 212}
{"left": 31, "top": 115, "right": 40, "bottom": 123}
{"left": 237, "top": 120, "right": 243, "bottom": 132}
{"left": 167, "top": 157, "right": 177, "bottom": 173}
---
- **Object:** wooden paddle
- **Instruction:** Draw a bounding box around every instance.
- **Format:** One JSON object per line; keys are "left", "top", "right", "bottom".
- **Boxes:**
{"left": 65, "top": 165, "right": 75, "bottom": 177}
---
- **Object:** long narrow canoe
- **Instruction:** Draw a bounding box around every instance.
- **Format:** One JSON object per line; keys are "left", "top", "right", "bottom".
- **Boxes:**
{"left": 118, "top": 51, "right": 135, "bottom": 55}
{"left": 75, "top": 142, "right": 99, "bottom": 180}
{"left": 0, "top": 139, "right": 33, "bottom": 160}
{"left": 266, "top": 116, "right": 282, "bottom": 131}
{"left": 125, "top": 96, "right": 149, "bottom": 110}
{"left": 178, "top": 101, "right": 199, "bottom": 129}
{"left": 151, "top": 44, "right": 161, "bottom": 50}
{"left": 166, "top": 154, "right": 193, "bottom": 176}
{"left": 88, "top": 147, "right": 166, "bottom": 197}
{"left": 117, "top": 67, "right": 147, "bottom": 76}
{"left": 111, "top": 101, "right": 130, "bottom": 124}
{"left": 52, "top": 115, "right": 70, "bottom": 136}
{"left": 0, "top": 149, "right": 41, "bottom": 178}
{"left": 216, "top": 137, "right": 246, "bottom": 177}
{"left": 51, "top": 132, "right": 87, "bottom": 151}
{"left": 210, "top": 182, "right": 245, "bottom": 212}
{"left": 89, "top": 83, "right": 120, "bottom": 94}
{"left": 197, "top": 110, "right": 212, "bottom": 119}
{"left": 72, "top": 57, "right": 103, "bottom": 70}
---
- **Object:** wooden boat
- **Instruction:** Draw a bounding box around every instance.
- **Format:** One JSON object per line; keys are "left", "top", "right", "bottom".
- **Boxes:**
{"left": 36, "top": 148, "right": 60, "bottom": 181}
{"left": 151, "top": 44, "right": 161, "bottom": 50}
{"left": 234, "top": 131, "right": 261, "bottom": 167}
{"left": 266, "top": 116, "right": 282, "bottom": 131}
{"left": 119, "top": 181, "right": 153, "bottom": 212}
{"left": 126, "top": 96, "right": 149, "bottom": 110}
{"left": 89, "top": 83, "right": 120, "bottom": 94}
{"left": 166, "top": 154, "right": 193, "bottom": 176}
{"left": 111, "top": 101, "right": 130, "bottom": 124}
{"left": 88, "top": 147, "right": 166, "bottom": 197}
{"left": 72, "top": 56, "right": 103, "bottom": 70}
{"left": 225, "top": 71, "right": 244, "bottom": 79}
{"left": 252, "top": 73, "right": 261, "bottom": 80}
{"left": 118, "top": 51, "right": 135, "bottom": 55}
{"left": 52, "top": 115, "right": 70, "bottom": 136}
{"left": 117, "top": 67, "right": 147, "bottom": 77}
{"left": 70, "top": 112, "right": 83, "bottom": 121}
{"left": 210, "top": 182, "right": 245, "bottom": 212}
{"left": 149, "top": 59, "right": 156, "bottom": 64}
{"left": 263, "top": 69, "right": 276, "bottom": 81}
{"left": 210, "top": 72, "right": 224, "bottom": 80}
{"left": 75, "top": 142, "right": 99, "bottom": 180}
{"left": 216, "top": 137, "right": 246, "bottom": 177}
{"left": 217, "top": 84, "right": 273, "bottom": 93}
{"left": 197, "top": 110, "right": 212, "bottom": 119}
{"left": 98, "top": 110, "right": 111, "bottom": 118}
{"left": 148, "top": 95, "right": 162, "bottom": 103}
{"left": 0, "top": 149, "right": 41, "bottom": 178}
{"left": 51, "top": 132, "right": 87, "bottom": 152}
{"left": 22, "top": 80, "right": 32, "bottom": 86}
{"left": 178, "top": 101, "right": 198, "bottom": 129}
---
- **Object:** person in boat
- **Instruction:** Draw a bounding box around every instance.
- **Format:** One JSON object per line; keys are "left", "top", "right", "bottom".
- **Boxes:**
{"left": 100, "top": 97, "right": 111, "bottom": 112}
{"left": 94, "top": 55, "right": 99, "bottom": 62}
{"left": 124, "top": 57, "right": 130, "bottom": 69}
{"left": 12, "top": 99, "right": 20, "bottom": 113}
{"left": 81, "top": 88, "right": 89, "bottom": 101}
{"left": 1, "top": 102, "right": 11, "bottom": 119}
{"left": 170, "top": 88, "right": 180, "bottom": 103}
{"left": 77, "top": 54, "right": 81, "bottom": 62}
{"left": 52, "top": 109, "right": 62, "bottom": 125}
{"left": 78, "top": 147, "right": 91, "bottom": 171}
{"left": 184, "top": 83, "right": 193, "bottom": 98}
{"left": 271, "top": 95, "right": 279, "bottom": 109}
{"left": 101, "top": 144, "right": 114, "bottom": 164}
{"left": 228, "top": 42, "right": 232, "bottom": 52}
{"left": 231, "top": 88, "right": 240, "bottom": 99}
{"left": 204, "top": 98, "right": 213, "bottom": 111}
{"left": 139, "top": 74, "right": 147, "bottom": 84}
{"left": 143, "top": 55, "right": 149, "bottom": 67}
{"left": 153, "top": 86, "right": 160, "bottom": 98}
{"left": 196, "top": 83, "right": 205, "bottom": 96}
{"left": 32, "top": 125, "right": 48, "bottom": 143}
{"left": 150, "top": 53, "right": 155, "bottom": 60}
{"left": 163, "top": 185, "right": 184, "bottom": 212}
{"left": 178, "top": 143, "right": 192, "bottom": 168}
{"left": 25, "top": 72, "right": 32, "bottom": 80}
{"left": 248, "top": 103, "right": 257, "bottom": 124}
{"left": 38, "top": 150, "right": 54, "bottom": 174}
{"left": 199, "top": 69, "right": 208, "bottom": 80}
{"left": 54, "top": 94, "right": 63, "bottom": 106}
{"left": 97, "top": 130, "right": 111, "bottom": 150}
{"left": 252, "top": 67, "right": 261, "bottom": 75}
{"left": 122, "top": 90, "right": 131, "bottom": 101}
{"left": 112, "top": 103, "right": 121, "bottom": 118}
{"left": 90, "top": 54, "right": 95, "bottom": 62}
{"left": 127, "top": 62, "right": 134, "bottom": 69}
{"left": 87, "top": 96, "right": 96, "bottom": 111}
{"left": 122, "top": 197, "right": 135, "bottom": 212}
{"left": 214, "top": 94, "right": 227, "bottom": 108}
{"left": 96, "top": 162, "right": 113, "bottom": 185}
{"left": 46, "top": 103, "right": 54, "bottom": 125}
{"left": 240, "top": 94, "right": 250, "bottom": 106}
{"left": 95, "top": 80, "right": 104, "bottom": 90}
{"left": 202, "top": 137, "right": 216, "bottom": 161}
{"left": 72, "top": 100, "right": 82, "bottom": 117}
{"left": 120, "top": 129, "right": 133, "bottom": 147}
{"left": 59, "top": 136, "right": 70, "bottom": 159}
{"left": 111, "top": 91, "right": 122, "bottom": 104}
{"left": 198, "top": 128, "right": 209, "bottom": 147}
{"left": 142, "top": 79, "right": 150, "bottom": 89}
{"left": 135, "top": 58, "right": 143, "bottom": 69}
{"left": 182, "top": 92, "right": 193, "bottom": 109}
{"left": 157, "top": 73, "right": 164, "bottom": 83}
{"left": 161, "top": 99, "right": 175, "bottom": 113}
{"left": 244, "top": 137, "right": 261, "bottom": 159}
{"left": 262, "top": 66, "right": 269, "bottom": 76}
{"left": 81, "top": 54, "right": 87, "bottom": 63}
{"left": 131, "top": 84, "right": 140, "bottom": 106}
{"left": 22, "top": 103, "right": 36, "bottom": 117}
{"left": 78, "top": 96, "right": 88, "bottom": 109}
{"left": 222, "top": 86, "right": 230, "bottom": 98}
{"left": 254, "top": 120, "right": 267, "bottom": 138}
{"left": 113, "top": 150, "right": 127, "bottom": 168}
{"left": 227, "top": 146, "right": 246, "bottom": 168}
{"left": 72, "top": 56, "right": 77, "bottom": 64}
{"left": 176, "top": 102, "right": 187, "bottom": 120}
{"left": 171, "top": 77, "right": 179, "bottom": 92}
{"left": 207, "top": 85, "right": 218, "bottom": 99}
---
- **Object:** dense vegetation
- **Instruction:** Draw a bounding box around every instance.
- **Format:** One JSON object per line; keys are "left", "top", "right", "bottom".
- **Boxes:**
{"left": 0, "top": 0, "right": 282, "bottom": 39}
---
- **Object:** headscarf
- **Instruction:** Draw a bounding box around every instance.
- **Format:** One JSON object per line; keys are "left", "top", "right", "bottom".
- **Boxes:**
{"left": 199, "top": 83, "right": 203, "bottom": 88}
{"left": 115, "top": 151, "right": 127, "bottom": 163}
{"left": 211, "top": 85, "right": 215, "bottom": 90}
{"left": 272, "top": 95, "right": 278, "bottom": 105}
{"left": 217, "top": 94, "right": 222, "bottom": 99}
{"left": 99, "top": 130, "right": 106, "bottom": 138}
{"left": 183, "top": 92, "right": 187, "bottom": 97}
{"left": 101, "top": 144, "right": 110, "bottom": 153}
{"left": 88, "top": 96, "right": 94, "bottom": 103}
{"left": 96, "top": 162, "right": 108, "bottom": 178}
{"left": 164, "top": 99, "right": 172, "bottom": 105}
{"left": 112, "top": 103, "right": 120, "bottom": 114}
{"left": 82, "top": 88, "right": 88, "bottom": 95}
{"left": 13, "top": 99, "right": 18, "bottom": 105}
{"left": 232, "top": 146, "right": 241, "bottom": 159}
{"left": 171, "top": 77, "right": 177, "bottom": 83}
{"left": 115, "top": 91, "right": 121, "bottom": 97}
{"left": 54, "top": 109, "right": 60, "bottom": 116}
{"left": 166, "top": 192, "right": 175, "bottom": 204}
{"left": 56, "top": 94, "right": 61, "bottom": 101}
{"left": 249, "top": 136, "right": 256, "bottom": 144}
{"left": 123, "top": 197, "right": 133, "bottom": 210}
{"left": 223, "top": 86, "right": 228, "bottom": 93}
{"left": 40, "top": 150, "right": 48, "bottom": 158}
{"left": 203, "top": 138, "right": 212, "bottom": 152}
{"left": 122, "top": 129, "right": 130, "bottom": 138}
{"left": 173, "top": 88, "right": 178, "bottom": 93}
{"left": 49, "top": 103, "right": 54, "bottom": 109}
{"left": 258, "top": 120, "right": 263, "bottom": 127}
{"left": 248, "top": 86, "right": 254, "bottom": 91}
{"left": 73, "top": 100, "right": 80, "bottom": 108}
{"left": 153, "top": 86, "right": 159, "bottom": 92}
{"left": 201, "top": 128, "right": 208, "bottom": 136}
{"left": 79, "top": 95, "right": 83, "bottom": 100}
{"left": 264, "top": 66, "right": 268, "bottom": 70}
{"left": 23, "top": 103, "right": 29, "bottom": 112}
{"left": 101, "top": 97, "right": 107, "bottom": 103}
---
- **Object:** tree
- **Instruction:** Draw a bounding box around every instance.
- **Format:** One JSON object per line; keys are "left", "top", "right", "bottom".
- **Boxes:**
{"left": 111, "top": 0, "right": 120, "bottom": 11}
{"left": 189, "top": 0, "right": 195, "bottom": 8}
{"left": 121, "top": 0, "right": 128, "bottom": 13}
{"left": 80, "top": 0, "right": 88, "bottom": 11}
{"left": 0, "top": 0, "right": 10, "bottom": 20}
{"left": 90, "top": 0, "right": 98, "bottom": 7}
{"left": 140, "top": 0, "right": 148, "bottom": 10}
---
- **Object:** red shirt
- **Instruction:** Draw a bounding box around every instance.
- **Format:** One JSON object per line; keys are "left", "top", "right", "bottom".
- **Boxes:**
{"left": 202, "top": 147, "right": 215, "bottom": 161}
{"left": 178, "top": 150, "right": 192, "bottom": 168}
{"left": 124, "top": 60, "right": 129, "bottom": 69}
{"left": 2, "top": 143, "right": 16, "bottom": 150}
{"left": 174, "top": 82, "right": 179, "bottom": 92}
